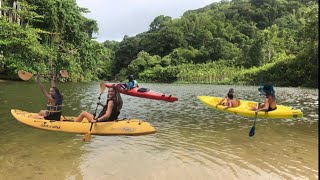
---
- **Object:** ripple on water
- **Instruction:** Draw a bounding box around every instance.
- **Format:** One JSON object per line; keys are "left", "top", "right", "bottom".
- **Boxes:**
{"left": 0, "top": 83, "right": 318, "bottom": 179}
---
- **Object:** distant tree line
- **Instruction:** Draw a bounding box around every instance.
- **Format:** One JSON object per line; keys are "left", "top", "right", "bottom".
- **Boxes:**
{"left": 0, "top": 0, "right": 318, "bottom": 87}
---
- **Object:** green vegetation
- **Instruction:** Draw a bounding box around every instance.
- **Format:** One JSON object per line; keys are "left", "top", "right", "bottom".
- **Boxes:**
{"left": 0, "top": 0, "right": 318, "bottom": 87}
{"left": 0, "top": 0, "right": 108, "bottom": 81}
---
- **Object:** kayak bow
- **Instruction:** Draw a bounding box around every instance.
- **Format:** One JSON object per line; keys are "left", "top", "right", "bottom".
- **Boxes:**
{"left": 105, "top": 83, "right": 178, "bottom": 102}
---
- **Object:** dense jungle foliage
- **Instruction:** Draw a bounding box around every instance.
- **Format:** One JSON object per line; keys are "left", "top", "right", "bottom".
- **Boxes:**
{"left": 0, "top": 0, "right": 318, "bottom": 87}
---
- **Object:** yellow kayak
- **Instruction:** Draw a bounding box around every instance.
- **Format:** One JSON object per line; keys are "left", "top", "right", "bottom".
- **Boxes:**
{"left": 11, "top": 109, "right": 156, "bottom": 135}
{"left": 197, "top": 96, "right": 303, "bottom": 118}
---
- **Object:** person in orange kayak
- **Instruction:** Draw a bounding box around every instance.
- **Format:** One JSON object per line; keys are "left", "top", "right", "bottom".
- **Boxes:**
{"left": 35, "top": 74, "right": 63, "bottom": 120}
{"left": 250, "top": 84, "right": 277, "bottom": 112}
{"left": 74, "top": 85, "right": 123, "bottom": 122}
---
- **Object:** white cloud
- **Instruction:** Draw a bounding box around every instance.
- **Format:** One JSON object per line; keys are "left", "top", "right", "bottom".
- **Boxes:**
{"left": 76, "top": 0, "right": 220, "bottom": 42}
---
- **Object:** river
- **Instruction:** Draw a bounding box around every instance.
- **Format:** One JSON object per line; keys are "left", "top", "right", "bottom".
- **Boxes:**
{"left": 0, "top": 81, "right": 318, "bottom": 179}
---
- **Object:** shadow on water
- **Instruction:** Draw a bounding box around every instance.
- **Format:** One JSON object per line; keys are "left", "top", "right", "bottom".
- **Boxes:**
{"left": 0, "top": 81, "right": 318, "bottom": 179}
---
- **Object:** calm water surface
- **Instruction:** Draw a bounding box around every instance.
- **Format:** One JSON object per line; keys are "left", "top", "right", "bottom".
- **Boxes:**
{"left": 0, "top": 81, "right": 318, "bottom": 180}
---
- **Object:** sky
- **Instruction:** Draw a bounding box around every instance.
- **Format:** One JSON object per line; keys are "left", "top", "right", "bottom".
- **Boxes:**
{"left": 76, "top": 0, "right": 220, "bottom": 42}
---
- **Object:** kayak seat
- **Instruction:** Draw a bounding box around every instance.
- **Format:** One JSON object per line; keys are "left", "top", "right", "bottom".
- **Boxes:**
{"left": 137, "top": 88, "right": 150, "bottom": 92}
{"left": 44, "top": 111, "right": 61, "bottom": 121}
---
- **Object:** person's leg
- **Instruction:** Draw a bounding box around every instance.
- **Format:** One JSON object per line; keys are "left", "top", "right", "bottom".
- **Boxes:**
{"left": 74, "top": 111, "right": 94, "bottom": 122}
{"left": 258, "top": 103, "right": 265, "bottom": 109}
{"left": 250, "top": 103, "right": 263, "bottom": 110}
{"left": 38, "top": 110, "right": 47, "bottom": 116}
{"left": 32, "top": 110, "right": 46, "bottom": 119}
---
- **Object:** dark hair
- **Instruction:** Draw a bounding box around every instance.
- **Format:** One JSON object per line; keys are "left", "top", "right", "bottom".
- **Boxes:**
{"left": 109, "top": 85, "right": 123, "bottom": 111}
{"left": 228, "top": 88, "right": 234, "bottom": 94}
{"left": 128, "top": 75, "right": 134, "bottom": 82}
{"left": 52, "top": 87, "right": 63, "bottom": 100}
{"left": 227, "top": 92, "right": 233, "bottom": 99}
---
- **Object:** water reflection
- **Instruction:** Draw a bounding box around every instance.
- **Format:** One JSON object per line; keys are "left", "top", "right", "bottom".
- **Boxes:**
{"left": 0, "top": 82, "right": 318, "bottom": 179}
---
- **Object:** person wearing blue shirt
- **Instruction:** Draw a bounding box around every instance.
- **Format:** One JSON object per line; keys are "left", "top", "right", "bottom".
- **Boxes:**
{"left": 125, "top": 75, "right": 139, "bottom": 92}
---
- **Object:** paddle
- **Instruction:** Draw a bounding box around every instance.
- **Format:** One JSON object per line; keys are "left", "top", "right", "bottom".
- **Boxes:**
{"left": 82, "top": 82, "right": 106, "bottom": 142}
{"left": 59, "top": 70, "right": 69, "bottom": 78}
{"left": 18, "top": 70, "right": 69, "bottom": 81}
{"left": 249, "top": 112, "right": 258, "bottom": 137}
{"left": 18, "top": 70, "right": 33, "bottom": 81}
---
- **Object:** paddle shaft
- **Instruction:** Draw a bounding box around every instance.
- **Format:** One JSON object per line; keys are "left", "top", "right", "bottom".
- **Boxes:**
{"left": 93, "top": 95, "right": 102, "bottom": 118}
{"left": 87, "top": 93, "right": 103, "bottom": 136}
{"left": 82, "top": 82, "right": 106, "bottom": 141}
{"left": 88, "top": 122, "right": 94, "bottom": 132}
{"left": 249, "top": 112, "right": 258, "bottom": 137}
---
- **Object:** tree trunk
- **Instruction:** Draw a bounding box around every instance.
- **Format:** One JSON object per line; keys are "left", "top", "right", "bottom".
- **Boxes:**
{"left": 13, "top": 1, "right": 20, "bottom": 24}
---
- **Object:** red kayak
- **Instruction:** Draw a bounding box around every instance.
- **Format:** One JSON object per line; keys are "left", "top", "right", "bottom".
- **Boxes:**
{"left": 105, "top": 83, "right": 178, "bottom": 102}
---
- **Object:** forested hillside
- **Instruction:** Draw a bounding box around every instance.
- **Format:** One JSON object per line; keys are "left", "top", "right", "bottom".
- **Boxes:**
{"left": 0, "top": 0, "right": 318, "bottom": 87}
{"left": 0, "top": 0, "right": 111, "bottom": 81}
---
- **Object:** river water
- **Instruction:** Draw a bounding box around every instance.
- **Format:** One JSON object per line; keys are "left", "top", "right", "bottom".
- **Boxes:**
{"left": 0, "top": 81, "right": 318, "bottom": 180}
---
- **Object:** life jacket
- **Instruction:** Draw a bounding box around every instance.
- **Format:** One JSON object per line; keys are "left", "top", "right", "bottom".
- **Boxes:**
{"left": 46, "top": 94, "right": 63, "bottom": 111}
{"left": 45, "top": 94, "right": 63, "bottom": 120}
{"left": 127, "top": 80, "right": 138, "bottom": 89}
{"left": 97, "top": 100, "right": 120, "bottom": 121}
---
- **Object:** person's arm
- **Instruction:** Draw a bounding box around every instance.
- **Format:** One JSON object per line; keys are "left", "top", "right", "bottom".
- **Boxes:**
{"left": 126, "top": 82, "right": 133, "bottom": 91}
{"left": 94, "top": 100, "right": 114, "bottom": 122}
{"left": 36, "top": 74, "right": 54, "bottom": 104}
{"left": 134, "top": 80, "right": 139, "bottom": 88}
{"left": 216, "top": 96, "right": 226, "bottom": 107}
{"left": 128, "top": 82, "right": 132, "bottom": 89}
{"left": 97, "top": 101, "right": 105, "bottom": 107}
{"left": 223, "top": 99, "right": 232, "bottom": 109}
{"left": 123, "top": 84, "right": 129, "bottom": 92}
{"left": 256, "top": 98, "right": 269, "bottom": 112}
{"left": 50, "top": 75, "right": 56, "bottom": 88}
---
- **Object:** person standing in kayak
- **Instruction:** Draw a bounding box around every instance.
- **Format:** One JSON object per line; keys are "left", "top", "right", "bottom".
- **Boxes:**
{"left": 217, "top": 88, "right": 240, "bottom": 108}
{"left": 74, "top": 85, "right": 123, "bottom": 122}
{"left": 250, "top": 84, "right": 277, "bottom": 112}
{"left": 35, "top": 74, "right": 63, "bottom": 120}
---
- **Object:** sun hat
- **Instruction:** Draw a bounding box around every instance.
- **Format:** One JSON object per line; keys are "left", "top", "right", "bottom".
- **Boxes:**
{"left": 258, "top": 84, "right": 275, "bottom": 96}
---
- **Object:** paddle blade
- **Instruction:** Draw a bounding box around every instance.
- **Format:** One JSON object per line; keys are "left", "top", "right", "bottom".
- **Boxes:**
{"left": 99, "top": 81, "right": 106, "bottom": 94}
{"left": 18, "top": 70, "right": 33, "bottom": 81}
{"left": 249, "top": 126, "right": 255, "bottom": 137}
{"left": 59, "top": 70, "right": 69, "bottom": 78}
{"left": 82, "top": 132, "right": 91, "bottom": 142}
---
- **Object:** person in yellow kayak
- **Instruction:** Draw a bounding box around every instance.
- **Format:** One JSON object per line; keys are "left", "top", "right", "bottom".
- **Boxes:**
{"left": 251, "top": 84, "right": 277, "bottom": 112}
{"left": 217, "top": 88, "right": 240, "bottom": 109}
{"left": 74, "top": 85, "right": 123, "bottom": 122}
{"left": 35, "top": 74, "right": 63, "bottom": 120}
